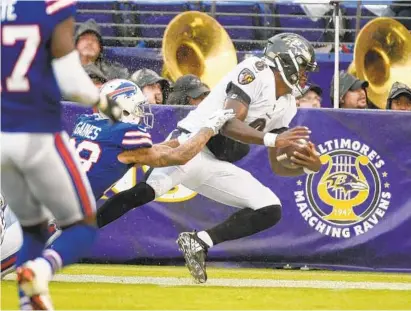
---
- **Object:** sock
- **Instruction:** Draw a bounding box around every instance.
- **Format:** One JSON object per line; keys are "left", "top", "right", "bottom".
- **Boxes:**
{"left": 16, "top": 226, "right": 48, "bottom": 268}
{"left": 16, "top": 225, "right": 48, "bottom": 304}
{"left": 19, "top": 288, "right": 32, "bottom": 310}
{"left": 45, "top": 224, "right": 97, "bottom": 274}
{"left": 197, "top": 231, "right": 214, "bottom": 248}
{"left": 206, "top": 205, "right": 282, "bottom": 245}
{"left": 97, "top": 182, "right": 155, "bottom": 228}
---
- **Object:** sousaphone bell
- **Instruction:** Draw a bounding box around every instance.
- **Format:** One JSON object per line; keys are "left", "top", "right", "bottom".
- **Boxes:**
{"left": 348, "top": 17, "right": 411, "bottom": 109}
{"left": 162, "top": 11, "right": 238, "bottom": 89}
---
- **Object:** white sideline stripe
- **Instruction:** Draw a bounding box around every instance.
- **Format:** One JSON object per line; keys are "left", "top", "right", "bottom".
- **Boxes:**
{"left": 4, "top": 274, "right": 411, "bottom": 291}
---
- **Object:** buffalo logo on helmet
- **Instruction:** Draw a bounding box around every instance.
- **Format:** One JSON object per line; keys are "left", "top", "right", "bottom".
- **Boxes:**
{"left": 238, "top": 68, "right": 255, "bottom": 85}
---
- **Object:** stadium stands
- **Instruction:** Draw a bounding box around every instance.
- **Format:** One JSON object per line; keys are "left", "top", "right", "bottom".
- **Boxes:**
{"left": 76, "top": 1, "right": 400, "bottom": 49}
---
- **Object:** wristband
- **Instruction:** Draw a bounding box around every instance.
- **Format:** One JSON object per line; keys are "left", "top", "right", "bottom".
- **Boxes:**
{"left": 303, "top": 167, "right": 316, "bottom": 175}
{"left": 177, "top": 133, "right": 191, "bottom": 144}
{"left": 263, "top": 133, "right": 277, "bottom": 147}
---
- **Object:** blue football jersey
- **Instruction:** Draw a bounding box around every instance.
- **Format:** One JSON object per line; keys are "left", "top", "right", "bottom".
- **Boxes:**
{"left": 1, "top": 0, "right": 76, "bottom": 133}
{"left": 71, "top": 114, "right": 153, "bottom": 199}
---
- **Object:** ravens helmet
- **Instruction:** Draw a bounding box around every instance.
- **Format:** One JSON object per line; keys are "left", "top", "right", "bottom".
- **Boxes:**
{"left": 263, "top": 33, "right": 318, "bottom": 90}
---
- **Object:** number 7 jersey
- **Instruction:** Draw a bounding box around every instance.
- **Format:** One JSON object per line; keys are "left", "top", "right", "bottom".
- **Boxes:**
{"left": 1, "top": 0, "right": 76, "bottom": 133}
{"left": 71, "top": 114, "right": 153, "bottom": 199}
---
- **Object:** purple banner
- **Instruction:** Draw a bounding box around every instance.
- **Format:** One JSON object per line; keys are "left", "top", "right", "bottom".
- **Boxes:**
{"left": 63, "top": 103, "right": 411, "bottom": 272}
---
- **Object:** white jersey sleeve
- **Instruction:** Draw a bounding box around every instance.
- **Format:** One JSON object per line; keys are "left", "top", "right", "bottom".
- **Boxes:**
{"left": 224, "top": 58, "right": 264, "bottom": 106}
{"left": 177, "top": 56, "right": 267, "bottom": 133}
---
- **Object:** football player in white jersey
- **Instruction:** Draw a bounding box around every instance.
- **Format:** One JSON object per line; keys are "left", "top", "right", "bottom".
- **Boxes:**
{"left": 96, "top": 33, "right": 322, "bottom": 283}
{"left": 1, "top": 194, "right": 23, "bottom": 279}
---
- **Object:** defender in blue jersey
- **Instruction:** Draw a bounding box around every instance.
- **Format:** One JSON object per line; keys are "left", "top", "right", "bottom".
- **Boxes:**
{"left": 71, "top": 113, "right": 153, "bottom": 199}
{"left": 1, "top": 1, "right": 121, "bottom": 309}
{"left": 71, "top": 79, "right": 236, "bottom": 204}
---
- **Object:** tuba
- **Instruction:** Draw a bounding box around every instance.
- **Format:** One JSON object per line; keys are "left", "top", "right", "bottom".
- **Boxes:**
{"left": 162, "top": 11, "right": 237, "bottom": 89}
{"left": 348, "top": 18, "right": 411, "bottom": 109}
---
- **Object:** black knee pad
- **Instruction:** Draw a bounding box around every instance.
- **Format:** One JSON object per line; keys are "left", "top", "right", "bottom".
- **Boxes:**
{"left": 122, "top": 181, "right": 155, "bottom": 206}
{"left": 96, "top": 182, "right": 155, "bottom": 228}
{"left": 254, "top": 204, "right": 282, "bottom": 228}
{"left": 206, "top": 204, "right": 282, "bottom": 245}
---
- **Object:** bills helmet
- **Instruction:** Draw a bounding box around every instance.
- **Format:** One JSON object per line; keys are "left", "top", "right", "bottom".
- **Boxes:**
{"left": 262, "top": 33, "right": 318, "bottom": 90}
{"left": 100, "top": 79, "right": 154, "bottom": 128}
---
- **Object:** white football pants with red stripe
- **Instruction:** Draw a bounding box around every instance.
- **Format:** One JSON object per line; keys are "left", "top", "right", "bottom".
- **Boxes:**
{"left": 1, "top": 205, "right": 22, "bottom": 278}
{"left": 0, "top": 131, "right": 96, "bottom": 227}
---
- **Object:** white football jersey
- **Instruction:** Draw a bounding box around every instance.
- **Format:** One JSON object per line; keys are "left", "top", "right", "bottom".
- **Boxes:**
{"left": 178, "top": 56, "right": 297, "bottom": 134}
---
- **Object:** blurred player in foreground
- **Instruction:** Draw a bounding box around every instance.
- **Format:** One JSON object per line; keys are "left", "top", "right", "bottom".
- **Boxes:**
{"left": 1, "top": 1, "right": 121, "bottom": 309}
{"left": 95, "top": 33, "right": 322, "bottom": 283}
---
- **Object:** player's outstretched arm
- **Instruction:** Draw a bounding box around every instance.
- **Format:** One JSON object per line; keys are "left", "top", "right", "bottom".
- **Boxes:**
{"left": 119, "top": 127, "right": 214, "bottom": 167}
{"left": 118, "top": 109, "right": 236, "bottom": 167}
{"left": 221, "top": 98, "right": 310, "bottom": 148}
{"left": 157, "top": 139, "right": 180, "bottom": 148}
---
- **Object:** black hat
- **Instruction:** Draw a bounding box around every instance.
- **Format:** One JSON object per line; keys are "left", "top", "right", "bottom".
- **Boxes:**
{"left": 301, "top": 84, "right": 322, "bottom": 97}
{"left": 75, "top": 19, "right": 103, "bottom": 50}
{"left": 130, "top": 68, "right": 170, "bottom": 90}
{"left": 330, "top": 71, "right": 368, "bottom": 101}
{"left": 172, "top": 74, "right": 210, "bottom": 99}
{"left": 167, "top": 75, "right": 210, "bottom": 105}
{"left": 387, "top": 81, "right": 411, "bottom": 109}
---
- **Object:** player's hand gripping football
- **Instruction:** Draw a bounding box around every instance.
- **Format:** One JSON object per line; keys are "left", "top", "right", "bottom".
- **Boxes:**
{"left": 290, "top": 142, "right": 322, "bottom": 172}
{"left": 96, "top": 94, "right": 123, "bottom": 122}
{"left": 275, "top": 126, "right": 311, "bottom": 148}
{"left": 205, "top": 109, "right": 236, "bottom": 135}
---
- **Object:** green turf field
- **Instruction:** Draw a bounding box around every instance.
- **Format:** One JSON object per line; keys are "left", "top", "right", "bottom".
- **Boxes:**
{"left": 2, "top": 264, "right": 411, "bottom": 310}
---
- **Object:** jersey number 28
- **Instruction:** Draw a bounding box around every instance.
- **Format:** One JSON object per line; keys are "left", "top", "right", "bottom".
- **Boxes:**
{"left": 70, "top": 139, "right": 102, "bottom": 172}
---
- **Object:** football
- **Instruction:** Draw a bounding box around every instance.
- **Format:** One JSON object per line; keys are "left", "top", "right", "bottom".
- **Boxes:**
{"left": 276, "top": 139, "right": 310, "bottom": 169}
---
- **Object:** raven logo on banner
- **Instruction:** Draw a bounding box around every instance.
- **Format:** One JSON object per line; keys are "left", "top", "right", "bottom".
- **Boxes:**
{"left": 294, "top": 138, "right": 391, "bottom": 239}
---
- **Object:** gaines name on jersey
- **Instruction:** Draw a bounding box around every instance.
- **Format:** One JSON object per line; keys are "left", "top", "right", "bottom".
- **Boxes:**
{"left": 72, "top": 121, "right": 102, "bottom": 141}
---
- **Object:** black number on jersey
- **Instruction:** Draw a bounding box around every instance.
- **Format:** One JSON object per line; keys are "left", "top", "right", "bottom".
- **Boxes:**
{"left": 249, "top": 118, "right": 266, "bottom": 131}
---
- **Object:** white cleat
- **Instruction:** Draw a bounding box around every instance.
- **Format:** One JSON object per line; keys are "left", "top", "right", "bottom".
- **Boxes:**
{"left": 17, "top": 260, "right": 54, "bottom": 310}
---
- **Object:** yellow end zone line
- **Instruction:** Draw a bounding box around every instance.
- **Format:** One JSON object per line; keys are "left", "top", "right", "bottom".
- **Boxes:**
{"left": 3, "top": 274, "right": 411, "bottom": 291}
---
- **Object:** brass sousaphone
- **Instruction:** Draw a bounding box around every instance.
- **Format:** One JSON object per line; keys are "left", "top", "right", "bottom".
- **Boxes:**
{"left": 348, "top": 18, "right": 411, "bottom": 109}
{"left": 162, "top": 11, "right": 237, "bottom": 89}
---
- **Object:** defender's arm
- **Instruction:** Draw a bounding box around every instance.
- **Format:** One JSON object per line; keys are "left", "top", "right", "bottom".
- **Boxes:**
{"left": 118, "top": 128, "right": 213, "bottom": 166}
{"left": 158, "top": 139, "right": 180, "bottom": 148}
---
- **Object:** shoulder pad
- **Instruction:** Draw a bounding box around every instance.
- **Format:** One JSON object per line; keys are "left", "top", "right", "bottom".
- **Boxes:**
{"left": 252, "top": 60, "right": 268, "bottom": 72}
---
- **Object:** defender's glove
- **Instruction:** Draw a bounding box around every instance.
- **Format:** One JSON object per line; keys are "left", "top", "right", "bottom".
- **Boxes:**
{"left": 204, "top": 109, "right": 236, "bottom": 135}
{"left": 96, "top": 93, "right": 123, "bottom": 123}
